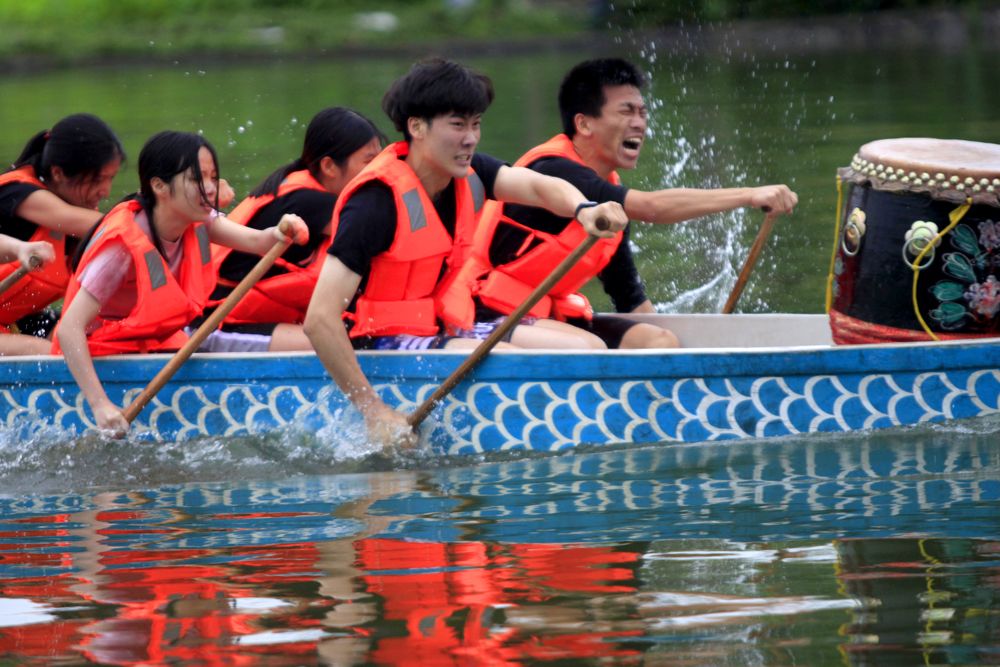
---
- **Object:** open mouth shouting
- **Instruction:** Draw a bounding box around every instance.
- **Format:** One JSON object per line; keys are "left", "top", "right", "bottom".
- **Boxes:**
{"left": 623, "top": 137, "right": 643, "bottom": 155}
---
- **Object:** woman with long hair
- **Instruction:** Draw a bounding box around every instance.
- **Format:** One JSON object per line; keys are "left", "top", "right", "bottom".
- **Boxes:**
{"left": 0, "top": 113, "right": 124, "bottom": 355}
{"left": 53, "top": 131, "right": 307, "bottom": 435}
{"left": 206, "top": 107, "right": 384, "bottom": 352}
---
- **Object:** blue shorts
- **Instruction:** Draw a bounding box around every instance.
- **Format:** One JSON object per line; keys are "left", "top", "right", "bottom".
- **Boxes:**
{"left": 451, "top": 316, "right": 532, "bottom": 342}
{"left": 369, "top": 334, "right": 454, "bottom": 351}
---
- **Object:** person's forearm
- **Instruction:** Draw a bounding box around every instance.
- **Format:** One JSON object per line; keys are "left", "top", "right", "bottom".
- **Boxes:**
{"left": 16, "top": 191, "right": 103, "bottom": 237}
{"left": 304, "top": 312, "right": 384, "bottom": 416}
{"left": 211, "top": 213, "right": 304, "bottom": 255}
{"left": 497, "top": 166, "right": 588, "bottom": 218}
{"left": 627, "top": 187, "right": 755, "bottom": 225}
{"left": 58, "top": 327, "right": 114, "bottom": 414}
{"left": 0, "top": 235, "right": 20, "bottom": 263}
{"left": 209, "top": 215, "right": 274, "bottom": 255}
{"left": 526, "top": 174, "right": 588, "bottom": 218}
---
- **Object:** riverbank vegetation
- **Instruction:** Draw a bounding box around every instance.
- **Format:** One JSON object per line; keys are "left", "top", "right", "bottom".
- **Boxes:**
{"left": 0, "top": 0, "right": 583, "bottom": 68}
{"left": 2, "top": 0, "right": 992, "bottom": 69}
{"left": 606, "top": 0, "right": 987, "bottom": 23}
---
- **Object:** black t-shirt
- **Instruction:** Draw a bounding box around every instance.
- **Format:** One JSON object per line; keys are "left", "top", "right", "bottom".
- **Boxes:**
{"left": 0, "top": 181, "right": 44, "bottom": 241}
{"left": 218, "top": 188, "right": 336, "bottom": 284}
{"left": 330, "top": 152, "right": 503, "bottom": 286}
{"left": 490, "top": 156, "right": 648, "bottom": 313}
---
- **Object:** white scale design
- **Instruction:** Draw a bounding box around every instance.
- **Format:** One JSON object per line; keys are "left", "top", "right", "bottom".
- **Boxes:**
{"left": 5, "top": 368, "right": 998, "bottom": 452}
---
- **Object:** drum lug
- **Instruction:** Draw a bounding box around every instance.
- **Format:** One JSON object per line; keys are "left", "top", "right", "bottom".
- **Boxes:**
{"left": 841, "top": 207, "right": 867, "bottom": 257}
{"left": 902, "top": 220, "right": 941, "bottom": 270}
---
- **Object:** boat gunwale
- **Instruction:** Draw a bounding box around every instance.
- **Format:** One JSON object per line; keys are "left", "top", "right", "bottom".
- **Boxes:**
{"left": 2, "top": 333, "right": 998, "bottom": 383}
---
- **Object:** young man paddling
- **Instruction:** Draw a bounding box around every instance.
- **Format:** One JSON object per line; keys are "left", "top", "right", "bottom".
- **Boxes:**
{"left": 303, "top": 58, "right": 628, "bottom": 447}
{"left": 449, "top": 58, "right": 799, "bottom": 349}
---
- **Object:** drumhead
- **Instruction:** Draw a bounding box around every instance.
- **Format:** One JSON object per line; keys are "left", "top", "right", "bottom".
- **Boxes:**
{"left": 842, "top": 137, "right": 1000, "bottom": 205}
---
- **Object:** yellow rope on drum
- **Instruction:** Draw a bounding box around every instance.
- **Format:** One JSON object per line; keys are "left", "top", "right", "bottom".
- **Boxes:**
{"left": 825, "top": 176, "right": 845, "bottom": 314}
{"left": 911, "top": 198, "right": 972, "bottom": 341}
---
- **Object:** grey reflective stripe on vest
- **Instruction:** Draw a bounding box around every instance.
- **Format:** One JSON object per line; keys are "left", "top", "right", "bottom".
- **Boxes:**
{"left": 195, "top": 224, "right": 211, "bottom": 265}
{"left": 144, "top": 250, "right": 167, "bottom": 290}
{"left": 84, "top": 226, "right": 107, "bottom": 253}
{"left": 467, "top": 172, "right": 485, "bottom": 213}
{"left": 401, "top": 188, "right": 427, "bottom": 232}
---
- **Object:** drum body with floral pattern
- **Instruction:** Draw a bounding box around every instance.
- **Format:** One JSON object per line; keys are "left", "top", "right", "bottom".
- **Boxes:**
{"left": 830, "top": 137, "right": 1000, "bottom": 344}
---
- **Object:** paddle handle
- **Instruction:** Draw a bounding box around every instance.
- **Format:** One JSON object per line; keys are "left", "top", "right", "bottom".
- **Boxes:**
{"left": 0, "top": 255, "right": 43, "bottom": 297}
{"left": 723, "top": 209, "right": 778, "bottom": 314}
{"left": 408, "top": 217, "right": 608, "bottom": 428}
{"left": 123, "top": 232, "right": 293, "bottom": 424}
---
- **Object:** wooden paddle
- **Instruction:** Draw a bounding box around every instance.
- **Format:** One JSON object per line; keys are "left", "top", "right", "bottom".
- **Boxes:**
{"left": 722, "top": 208, "right": 778, "bottom": 314}
{"left": 0, "top": 255, "right": 43, "bottom": 297}
{"left": 408, "top": 218, "right": 609, "bottom": 429}
{"left": 122, "top": 228, "right": 294, "bottom": 424}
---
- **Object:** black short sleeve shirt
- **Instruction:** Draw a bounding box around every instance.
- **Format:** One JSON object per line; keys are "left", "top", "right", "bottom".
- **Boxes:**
{"left": 330, "top": 152, "right": 504, "bottom": 281}
{"left": 490, "top": 156, "right": 648, "bottom": 313}
{"left": 0, "top": 181, "right": 44, "bottom": 241}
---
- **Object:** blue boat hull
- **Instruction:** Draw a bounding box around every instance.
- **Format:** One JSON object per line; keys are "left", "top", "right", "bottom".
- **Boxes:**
{"left": 3, "top": 313, "right": 999, "bottom": 452}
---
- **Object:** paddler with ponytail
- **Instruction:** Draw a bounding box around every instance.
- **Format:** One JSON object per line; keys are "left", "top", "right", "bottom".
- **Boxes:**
{"left": 53, "top": 131, "right": 308, "bottom": 436}
{"left": 0, "top": 113, "right": 124, "bottom": 355}
{"left": 303, "top": 58, "right": 628, "bottom": 447}
{"left": 204, "top": 107, "right": 385, "bottom": 352}
{"left": 451, "top": 58, "right": 799, "bottom": 349}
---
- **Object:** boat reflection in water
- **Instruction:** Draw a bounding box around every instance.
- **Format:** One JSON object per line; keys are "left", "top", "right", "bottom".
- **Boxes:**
{"left": 0, "top": 427, "right": 998, "bottom": 664}
{"left": 837, "top": 537, "right": 1000, "bottom": 666}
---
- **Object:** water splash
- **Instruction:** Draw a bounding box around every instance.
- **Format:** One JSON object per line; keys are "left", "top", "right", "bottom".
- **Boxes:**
{"left": 605, "top": 3, "right": 833, "bottom": 312}
{"left": 0, "top": 407, "right": 541, "bottom": 495}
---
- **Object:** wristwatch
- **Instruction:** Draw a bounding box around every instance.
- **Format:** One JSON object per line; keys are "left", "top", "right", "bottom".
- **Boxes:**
{"left": 574, "top": 200, "right": 599, "bottom": 219}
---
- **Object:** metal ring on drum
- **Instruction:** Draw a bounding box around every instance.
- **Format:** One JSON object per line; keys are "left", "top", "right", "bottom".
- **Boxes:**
{"left": 901, "top": 236, "right": 935, "bottom": 270}
{"left": 840, "top": 207, "right": 867, "bottom": 257}
{"left": 842, "top": 221, "right": 862, "bottom": 257}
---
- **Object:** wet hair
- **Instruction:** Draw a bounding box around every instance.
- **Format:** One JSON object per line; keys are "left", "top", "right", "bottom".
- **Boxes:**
{"left": 251, "top": 107, "right": 386, "bottom": 197}
{"left": 71, "top": 131, "right": 219, "bottom": 270}
{"left": 558, "top": 58, "right": 646, "bottom": 138}
{"left": 134, "top": 131, "right": 221, "bottom": 259}
{"left": 10, "top": 113, "right": 124, "bottom": 182}
{"left": 71, "top": 131, "right": 220, "bottom": 270}
{"left": 382, "top": 58, "right": 494, "bottom": 141}
{"left": 136, "top": 130, "right": 219, "bottom": 211}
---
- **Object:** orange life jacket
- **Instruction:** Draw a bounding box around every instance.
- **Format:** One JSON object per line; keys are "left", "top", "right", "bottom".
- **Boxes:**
{"left": 51, "top": 200, "right": 216, "bottom": 356}
{"left": 337, "top": 141, "right": 484, "bottom": 338}
{"left": 0, "top": 166, "right": 70, "bottom": 326}
{"left": 439, "top": 134, "right": 624, "bottom": 326}
{"left": 211, "top": 169, "right": 333, "bottom": 325}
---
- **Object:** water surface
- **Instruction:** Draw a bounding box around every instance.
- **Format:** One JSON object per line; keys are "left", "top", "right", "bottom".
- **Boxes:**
{"left": 2, "top": 420, "right": 999, "bottom": 664}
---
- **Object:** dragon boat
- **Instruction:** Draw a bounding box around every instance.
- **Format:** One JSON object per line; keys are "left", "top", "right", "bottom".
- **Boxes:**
{"left": 5, "top": 137, "right": 1000, "bottom": 452}
{"left": 2, "top": 312, "right": 998, "bottom": 453}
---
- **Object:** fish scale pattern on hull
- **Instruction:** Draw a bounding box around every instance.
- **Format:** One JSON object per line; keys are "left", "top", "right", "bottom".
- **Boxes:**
{"left": 2, "top": 343, "right": 999, "bottom": 452}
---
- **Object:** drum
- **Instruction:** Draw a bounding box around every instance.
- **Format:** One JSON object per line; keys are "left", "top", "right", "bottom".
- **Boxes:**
{"left": 828, "top": 138, "right": 1000, "bottom": 344}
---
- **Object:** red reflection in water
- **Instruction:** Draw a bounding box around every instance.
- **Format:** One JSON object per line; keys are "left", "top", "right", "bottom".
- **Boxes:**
{"left": 0, "top": 514, "right": 643, "bottom": 665}
{"left": 357, "top": 539, "right": 643, "bottom": 665}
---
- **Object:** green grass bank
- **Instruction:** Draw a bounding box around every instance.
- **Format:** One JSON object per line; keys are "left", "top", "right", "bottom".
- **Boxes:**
{"left": 2, "top": 0, "right": 988, "bottom": 71}
{"left": 0, "top": 0, "right": 590, "bottom": 70}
